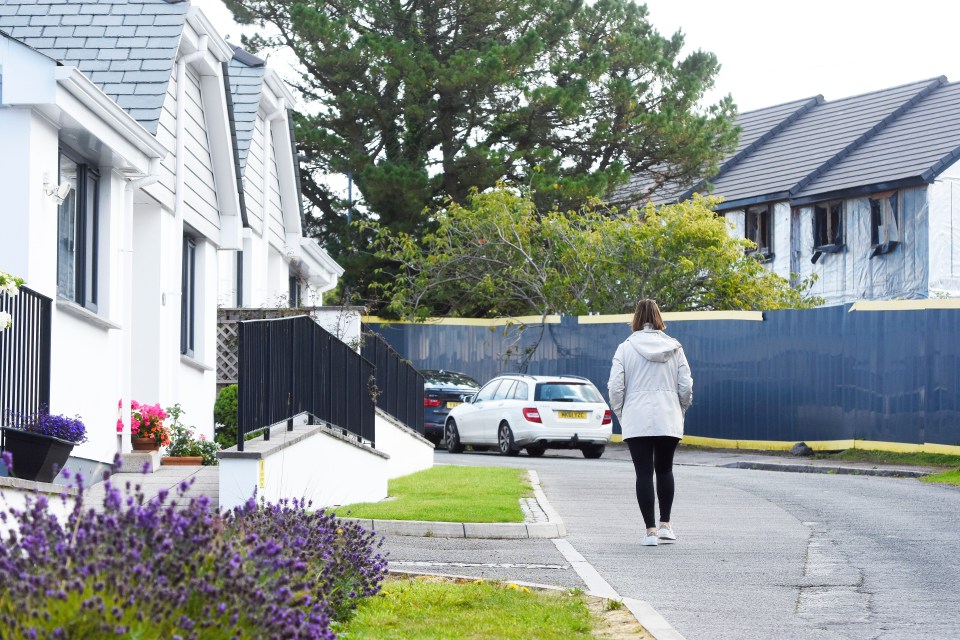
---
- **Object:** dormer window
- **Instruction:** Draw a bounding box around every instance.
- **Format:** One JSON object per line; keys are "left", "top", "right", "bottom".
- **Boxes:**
{"left": 869, "top": 191, "right": 899, "bottom": 257}
{"left": 811, "top": 200, "right": 844, "bottom": 264}
{"left": 745, "top": 204, "right": 772, "bottom": 260}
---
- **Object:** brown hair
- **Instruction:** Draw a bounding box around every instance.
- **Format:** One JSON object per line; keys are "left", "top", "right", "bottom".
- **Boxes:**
{"left": 631, "top": 299, "right": 665, "bottom": 332}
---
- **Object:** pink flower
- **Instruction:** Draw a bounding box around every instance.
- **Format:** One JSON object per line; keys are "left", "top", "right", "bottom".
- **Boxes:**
{"left": 116, "top": 419, "right": 123, "bottom": 433}
{"left": 199, "top": 434, "right": 207, "bottom": 441}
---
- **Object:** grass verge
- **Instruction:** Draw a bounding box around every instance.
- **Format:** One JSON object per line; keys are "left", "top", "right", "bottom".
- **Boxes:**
{"left": 922, "top": 469, "right": 960, "bottom": 485}
{"left": 335, "top": 465, "right": 530, "bottom": 522}
{"left": 679, "top": 444, "right": 960, "bottom": 468}
{"left": 814, "top": 449, "right": 960, "bottom": 468}
{"left": 334, "top": 576, "right": 652, "bottom": 640}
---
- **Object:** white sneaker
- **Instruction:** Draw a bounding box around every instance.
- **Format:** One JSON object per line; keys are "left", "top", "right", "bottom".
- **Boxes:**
{"left": 642, "top": 532, "right": 659, "bottom": 546}
{"left": 657, "top": 525, "right": 677, "bottom": 543}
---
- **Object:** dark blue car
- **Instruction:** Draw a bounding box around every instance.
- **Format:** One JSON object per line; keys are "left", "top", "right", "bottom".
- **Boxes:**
{"left": 421, "top": 370, "right": 481, "bottom": 446}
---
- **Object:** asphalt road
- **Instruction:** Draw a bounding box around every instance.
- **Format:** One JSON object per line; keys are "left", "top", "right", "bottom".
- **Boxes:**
{"left": 381, "top": 446, "right": 960, "bottom": 640}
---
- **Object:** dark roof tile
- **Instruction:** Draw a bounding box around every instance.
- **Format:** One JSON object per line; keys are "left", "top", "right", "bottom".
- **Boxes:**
{"left": 0, "top": 0, "right": 187, "bottom": 134}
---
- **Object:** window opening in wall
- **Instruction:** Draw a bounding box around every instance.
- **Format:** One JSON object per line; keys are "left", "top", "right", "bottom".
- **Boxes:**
{"left": 56, "top": 149, "right": 99, "bottom": 311}
{"left": 811, "top": 200, "right": 844, "bottom": 264}
{"left": 745, "top": 204, "right": 772, "bottom": 260}
{"left": 235, "top": 250, "right": 244, "bottom": 307}
{"left": 869, "top": 191, "right": 899, "bottom": 257}
{"left": 181, "top": 235, "right": 197, "bottom": 357}
{"left": 288, "top": 270, "right": 300, "bottom": 308}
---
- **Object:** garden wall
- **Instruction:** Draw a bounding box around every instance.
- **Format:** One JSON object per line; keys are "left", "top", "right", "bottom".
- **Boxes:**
{"left": 366, "top": 301, "right": 960, "bottom": 452}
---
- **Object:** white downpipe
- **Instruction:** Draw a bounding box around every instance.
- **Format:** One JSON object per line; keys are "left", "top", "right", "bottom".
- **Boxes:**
{"left": 169, "top": 35, "right": 208, "bottom": 402}
{"left": 119, "top": 159, "right": 161, "bottom": 456}
{"left": 260, "top": 97, "right": 286, "bottom": 237}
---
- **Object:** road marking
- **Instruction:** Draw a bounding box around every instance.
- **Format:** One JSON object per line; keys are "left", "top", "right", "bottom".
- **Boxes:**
{"left": 552, "top": 538, "right": 688, "bottom": 640}
{"left": 391, "top": 561, "right": 568, "bottom": 570}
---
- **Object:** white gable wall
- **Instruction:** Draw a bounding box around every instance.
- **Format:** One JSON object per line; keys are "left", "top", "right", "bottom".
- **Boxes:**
{"left": 266, "top": 131, "right": 286, "bottom": 250}
{"left": 128, "top": 23, "right": 240, "bottom": 442}
{"left": 183, "top": 67, "right": 220, "bottom": 238}
{"left": 246, "top": 116, "right": 266, "bottom": 231}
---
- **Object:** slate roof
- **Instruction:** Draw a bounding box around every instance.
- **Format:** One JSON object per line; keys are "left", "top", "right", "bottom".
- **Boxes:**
{"left": 709, "top": 78, "right": 944, "bottom": 208}
{"left": 227, "top": 46, "right": 266, "bottom": 177}
{"left": 616, "top": 76, "right": 960, "bottom": 211}
{"left": 0, "top": 0, "right": 189, "bottom": 135}
{"left": 610, "top": 97, "right": 821, "bottom": 206}
{"left": 794, "top": 80, "right": 960, "bottom": 201}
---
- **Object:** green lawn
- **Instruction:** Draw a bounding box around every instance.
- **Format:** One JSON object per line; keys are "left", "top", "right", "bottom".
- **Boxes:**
{"left": 334, "top": 578, "right": 595, "bottom": 639}
{"left": 334, "top": 465, "right": 530, "bottom": 522}
{"left": 814, "top": 449, "right": 960, "bottom": 468}
{"left": 922, "top": 469, "right": 960, "bottom": 486}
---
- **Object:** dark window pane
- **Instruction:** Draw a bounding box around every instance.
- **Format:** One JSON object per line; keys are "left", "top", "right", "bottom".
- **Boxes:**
{"left": 57, "top": 154, "right": 78, "bottom": 301}
{"left": 535, "top": 383, "right": 603, "bottom": 403}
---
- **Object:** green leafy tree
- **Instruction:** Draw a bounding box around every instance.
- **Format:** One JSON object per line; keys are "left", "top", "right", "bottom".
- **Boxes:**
{"left": 224, "top": 0, "right": 739, "bottom": 304}
{"left": 368, "top": 185, "right": 821, "bottom": 321}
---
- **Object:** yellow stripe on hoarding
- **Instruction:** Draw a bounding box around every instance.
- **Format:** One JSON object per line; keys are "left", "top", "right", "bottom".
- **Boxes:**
{"left": 675, "top": 435, "right": 960, "bottom": 455}
{"left": 362, "top": 315, "right": 562, "bottom": 326}
{"left": 680, "top": 436, "right": 854, "bottom": 451}
{"left": 849, "top": 299, "right": 960, "bottom": 312}
{"left": 578, "top": 310, "right": 764, "bottom": 324}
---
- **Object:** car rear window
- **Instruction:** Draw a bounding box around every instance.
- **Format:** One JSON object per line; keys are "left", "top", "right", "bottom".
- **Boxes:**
{"left": 422, "top": 371, "right": 480, "bottom": 388}
{"left": 534, "top": 382, "right": 603, "bottom": 403}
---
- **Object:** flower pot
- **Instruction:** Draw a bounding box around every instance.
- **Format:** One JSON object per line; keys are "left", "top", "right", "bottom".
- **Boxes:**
{"left": 1, "top": 427, "right": 75, "bottom": 483}
{"left": 131, "top": 436, "right": 160, "bottom": 451}
{"left": 161, "top": 456, "right": 203, "bottom": 466}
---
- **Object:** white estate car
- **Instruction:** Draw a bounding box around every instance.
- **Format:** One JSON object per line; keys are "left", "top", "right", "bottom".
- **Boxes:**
{"left": 444, "top": 375, "right": 613, "bottom": 458}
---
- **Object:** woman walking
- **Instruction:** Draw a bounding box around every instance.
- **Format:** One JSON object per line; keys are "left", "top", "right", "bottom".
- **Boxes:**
{"left": 608, "top": 299, "right": 693, "bottom": 547}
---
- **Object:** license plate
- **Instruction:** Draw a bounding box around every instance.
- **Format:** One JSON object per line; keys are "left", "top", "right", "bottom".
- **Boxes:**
{"left": 446, "top": 401, "right": 462, "bottom": 409}
{"left": 558, "top": 411, "right": 587, "bottom": 419}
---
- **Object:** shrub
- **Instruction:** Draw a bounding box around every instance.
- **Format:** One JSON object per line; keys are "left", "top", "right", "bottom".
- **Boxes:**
{"left": 165, "top": 404, "right": 220, "bottom": 465}
{"left": 0, "top": 454, "right": 387, "bottom": 639}
{"left": 6, "top": 407, "right": 87, "bottom": 444}
{"left": 214, "top": 385, "right": 238, "bottom": 448}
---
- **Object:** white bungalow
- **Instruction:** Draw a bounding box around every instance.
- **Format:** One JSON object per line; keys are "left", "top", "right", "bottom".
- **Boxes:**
{"left": 0, "top": 0, "right": 342, "bottom": 478}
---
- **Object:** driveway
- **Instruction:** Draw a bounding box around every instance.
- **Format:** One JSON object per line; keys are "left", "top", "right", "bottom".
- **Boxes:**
{"left": 382, "top": 446, "right": 960, "bottom": 640}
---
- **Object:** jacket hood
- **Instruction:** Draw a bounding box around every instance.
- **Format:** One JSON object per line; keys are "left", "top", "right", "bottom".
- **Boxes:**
{"left": 626, "top": 328, "right": 681, "bottom": 363}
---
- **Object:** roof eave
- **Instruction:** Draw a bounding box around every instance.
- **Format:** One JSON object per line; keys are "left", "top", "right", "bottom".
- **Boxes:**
{"left": 790, "top": 177, "right": 930, "bottom": 207}
{"left": 54, "top": 66, "right": 168, "bottom": 162}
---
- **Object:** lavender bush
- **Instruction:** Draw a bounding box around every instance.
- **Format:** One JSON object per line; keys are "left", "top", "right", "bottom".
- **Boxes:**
{"left": 6, "top": 407, "right": 87, "bottom": 444}
{"left": 0, "top": 454, "right": 387, "bottom": 639}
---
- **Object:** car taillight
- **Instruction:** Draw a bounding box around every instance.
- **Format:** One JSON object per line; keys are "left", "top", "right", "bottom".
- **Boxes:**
{"left": 602, "top": 410, "right": 612, "bottom": 425}
{"left": 424, "top": 397, "right": 442, "bottom": 407}
{"left": 523, "top": 407, "right": 542, "bottom": 423}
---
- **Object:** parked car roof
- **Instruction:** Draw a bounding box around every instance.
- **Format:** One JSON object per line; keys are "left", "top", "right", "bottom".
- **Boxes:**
{"left": 421, "top": 370, "right": 480, "bottom": 388}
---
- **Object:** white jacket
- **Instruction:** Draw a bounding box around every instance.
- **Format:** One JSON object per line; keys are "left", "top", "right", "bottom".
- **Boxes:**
{"left": 607, "top": 326, "right": 693, "bottom": 440}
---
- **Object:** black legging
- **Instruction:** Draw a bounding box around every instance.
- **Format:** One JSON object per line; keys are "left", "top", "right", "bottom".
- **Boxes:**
{"left": 625, "top": 436, "right": 681, "bottom": 529}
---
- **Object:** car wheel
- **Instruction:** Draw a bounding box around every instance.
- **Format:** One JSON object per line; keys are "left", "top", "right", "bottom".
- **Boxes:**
{"left": 581, "top": 444, "right": 605, "bottom": 459}
{"left": 526, "top": 443, "right": 546, "bottom": 457}
{"left": 498, "top": 422, "right": 520, "bottom": 457}
{"left": 445, "top": 420, "right": 465, "bottom": 454}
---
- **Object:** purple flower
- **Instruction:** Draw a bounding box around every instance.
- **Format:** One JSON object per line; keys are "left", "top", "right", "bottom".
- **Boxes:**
{"left": 7, "top": 407, "right": 88, "bottom": 444}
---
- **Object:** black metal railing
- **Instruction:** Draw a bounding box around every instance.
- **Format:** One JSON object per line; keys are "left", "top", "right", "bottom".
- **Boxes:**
{"left": 236, "top": 315, "right": 375, "bottom": 451}
{"left": 0, "top": 286, "right": 52, "bottom": 426}
{"left": 362, "top": 331, "right": 425, "bottom": 435}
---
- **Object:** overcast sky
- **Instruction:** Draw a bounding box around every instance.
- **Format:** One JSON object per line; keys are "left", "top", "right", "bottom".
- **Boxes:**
{"left": 195, "top": 0, "right": 960, "bottom": 114}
